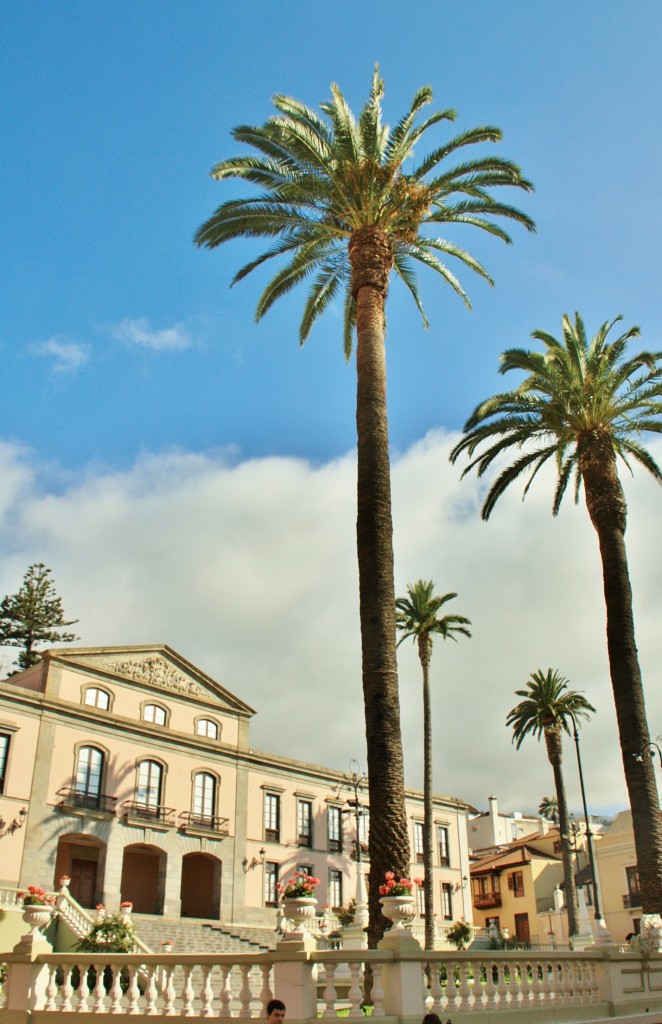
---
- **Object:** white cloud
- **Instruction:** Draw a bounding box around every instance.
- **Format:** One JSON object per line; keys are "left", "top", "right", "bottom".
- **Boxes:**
{"left": 29, "top": 337, "right": 90, "bottom": 373}
{"left": 0, "top": 434, "right": 659, "bottom": 820}
{"left": 112, "top": 317, "right": 193, "bottom": 352}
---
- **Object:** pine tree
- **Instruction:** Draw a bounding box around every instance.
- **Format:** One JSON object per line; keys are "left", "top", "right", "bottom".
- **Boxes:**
{"left": 0, "top": 563, "right": 79, "bottom": 672}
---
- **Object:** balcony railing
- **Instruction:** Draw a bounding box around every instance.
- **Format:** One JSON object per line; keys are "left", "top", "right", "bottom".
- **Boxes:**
{"left": 473, "top": 891, "right": 502, "bottom": 909}
{"left": 623, "top": 891, "right": 642, "bottom": 908}
{"left": 121, "top": 801, "right": 176, "bottom": 826}
{"left": 178, "top": 811, "right": 229, "bottom": 835}
{"left": 57, "top": 787, "right": 117, "bottom": 815}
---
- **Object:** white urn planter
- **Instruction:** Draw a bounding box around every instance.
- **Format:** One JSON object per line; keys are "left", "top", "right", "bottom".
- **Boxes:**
{"left": 379, "top": 895, "right": 416, "bottom": 930}
{"left": 281, "top": 897, "right": 317, "bottom": 939}
{"left": 22, "top": 906, "right": 53, "bottom": 937}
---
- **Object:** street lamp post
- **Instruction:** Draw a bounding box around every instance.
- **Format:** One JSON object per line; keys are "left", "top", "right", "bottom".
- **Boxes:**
{"left": 568, "top": 711, "right": 612, "bottom": 943}
{"left": 335, "top": 760, "right": 369, "bottom": 936}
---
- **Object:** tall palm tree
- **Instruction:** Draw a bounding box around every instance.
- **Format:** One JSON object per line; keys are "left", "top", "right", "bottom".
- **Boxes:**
{"left": 396, "top": 580, "right": 471, "bottom": 949}
{"left": 451, "top": 313, "right": 662, "bottom": 913}
{"left": 507, "top": 669, "right": 595, "bottom": 940}
{"left": 196, "top": 68, "right": 534, "bottom": 943}
{"left": 538, "top": 795, "right": 559, "bottom": 824}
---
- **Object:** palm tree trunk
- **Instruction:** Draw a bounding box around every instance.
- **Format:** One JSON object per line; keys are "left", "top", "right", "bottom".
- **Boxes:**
{"left": 582, "top": 440, "right": 662, "bottom": 912}
{"left": 351, "top": 226, "right": 410, "bottom": 947}
{"left": 419, "top": 635, "right": 434, "bottom": 949}
{"left": 544, "top": 726, "right": 579, "bottom": 938}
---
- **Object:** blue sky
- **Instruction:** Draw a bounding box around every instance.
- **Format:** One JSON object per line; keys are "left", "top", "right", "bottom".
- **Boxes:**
{"left": 1, "top": 2, "right": 660, "bottom": 815}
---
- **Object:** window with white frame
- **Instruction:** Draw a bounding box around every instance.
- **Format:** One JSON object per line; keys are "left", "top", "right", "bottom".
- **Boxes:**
{"left": 0, "top": 733, "right": 10, "bottom": 794}
{"left": 414, "top": 821, "right": 425, "bottom": 862}
{"left": 264, "top": 862, "right": 279, "bottom": 906}
{"left": 196, "top": 718, "right": 219, "bottom": 739}
{"left": 144, "top": 704, "right": 167, "bottom": 726}
{"left": 75, "top": 746, "right": 104, "bottom": 802}
{"left": 264, "top": 792, "right": 280, "bottom": 843}
{"left": 84, "top": 687, "right": 110, "bottom": 710}
{"left": 328, "top": 805, "right": 342, "bottom": 852}
{"left": 417, "top": 882, "right": 425, "bottom": 916}
{"left": 298, "top": 799, "right": 313, "bottom": 847}
{"left": 329, "top": 868, "right": 343, "bottom": 909}
{"left": 441, "top": 882, "right": 453, "bottom": 921}
{"left": 193, "top": 771, "right": 216, "bottom": 822}
{"left": 137, "top": 760, "right": 163, "bottom": 810}
{"left": 438, "top": 825, "right": 450, "bottom": 865}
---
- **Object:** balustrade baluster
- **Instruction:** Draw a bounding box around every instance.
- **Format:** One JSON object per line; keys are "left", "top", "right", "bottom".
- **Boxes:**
{"left": 239, "top": 964, "right": 252, "bottom": 1016}
{"left": 219, "top": 965, "right": 233, "bottom": 1018}
{"left": 321, "top": 961, "right": 337, "bottom": 1018}
{"left": 200, "top": 964, "right": 214, "bottom": 1018}
{"left": 520, "top": 960, "right": 532, "bottom": 1004}
{"left": 75, "top": 962, "right": 90, "bottom": 1013}
{"left": 539, "top": 961, "right": 553, "bottom": 1001}
{"left": 127, "top": 964, "right": 141, "bottom": 1015}
{"left": 144, "top": 965, "right": 158, "bottom": 1015}
{"left": 484, "top": 960, "right": 497, "bottom": 1007}
{"left": 347, "top": 961, "right": 363, "bottom": 1017}
{"left": 109, "top": 964, "right": 123, "bottom": 1014}
{"left": 458, "top": 961, "right": 471, "bottom": 1008}
{"left": 445, "top": 958, "right": 458, "bottom": 1008}
{"left": 182, "top": 964, "right": 195, "bottom": 1017}
{"left": 45, "top": 963, "right": 58, "bottom": 1011}
{"left": 92, "top": 961, "right": 105, "bottom": 1012}
{"left": 428, "top": 959, "right": 443, "bottom": 1014}
{"left": 259, "top": 963, "right": 273, "bottom": 1010}
{"left": 164, "top": 965, "right": 177, "bottom": 1016}
{"left": 61, "top": 962, "right": 73, "bottom": 1011}
{"left": 371, "top": 962, "right": 385, "bottom": 1017}
{"left": 496, "top": 960, "right": 509, "bottom": 1007}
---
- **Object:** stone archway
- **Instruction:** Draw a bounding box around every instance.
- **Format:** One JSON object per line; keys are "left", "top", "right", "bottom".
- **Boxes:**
{"left": 180, "top": 852, "right": 221, "bottom": 919}
{"left": 55, "top": 833, "right": 106, "bottom": 908}
{"left": 120, "top": 843, "right": 167, "bottom": 915}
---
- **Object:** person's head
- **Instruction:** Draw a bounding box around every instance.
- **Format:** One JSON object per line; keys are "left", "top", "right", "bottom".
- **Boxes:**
{"left": 267, "top": 999, "right": 286, "bottom": 1024}
{"left": 422, "top": 1014, "right": 442, "bottom": 1024}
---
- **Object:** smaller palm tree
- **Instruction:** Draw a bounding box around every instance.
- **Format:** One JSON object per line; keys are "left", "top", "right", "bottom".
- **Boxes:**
{"left": 396, "top": 580, "right": 471, "bottom": 949}
{"left": 507, "top": 669, "right": 595, "bottom": 941}
{"left": 538, "top": 796, "right": 559, "bottom": 823}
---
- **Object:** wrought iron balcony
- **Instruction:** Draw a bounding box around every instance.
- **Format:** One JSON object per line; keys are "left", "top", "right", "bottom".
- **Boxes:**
{"left": 121, "top": 801, "right": 176, "bottom": 827}
{"left": 57, "top": 787, "right": 117, "bottom": 815}
{"left": 178, "top": 811, "right": 229, "bottom": 836}
{"left": 473, "top": 891, "right": 502, "bottom": 909}
{"left": 623, "top": 891, "right": 642, "bottom": 909}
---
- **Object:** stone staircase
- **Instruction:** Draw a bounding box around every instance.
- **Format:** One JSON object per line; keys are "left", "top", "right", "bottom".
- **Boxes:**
{"left": 131, "top": 915, "right": 278, "bottom": 955}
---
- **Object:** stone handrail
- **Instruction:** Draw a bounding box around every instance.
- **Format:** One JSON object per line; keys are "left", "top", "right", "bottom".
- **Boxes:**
{"left": 2, "top": 941, "right": 661, "bottom": 1021}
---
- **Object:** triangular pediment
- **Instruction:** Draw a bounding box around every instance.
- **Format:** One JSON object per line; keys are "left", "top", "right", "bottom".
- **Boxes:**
{"left": 45, "top": 644, "right": 255, "bottom": 717}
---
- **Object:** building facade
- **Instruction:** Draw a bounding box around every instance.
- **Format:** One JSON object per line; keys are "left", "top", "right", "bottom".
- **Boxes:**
{"left": 0, "top": 644, "right": 473, "bottom": 930}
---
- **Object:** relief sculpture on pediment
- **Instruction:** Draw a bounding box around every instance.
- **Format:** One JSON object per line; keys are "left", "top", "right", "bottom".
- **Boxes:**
{"left": 100, "top": 656, "right": 203, "bottom": 697}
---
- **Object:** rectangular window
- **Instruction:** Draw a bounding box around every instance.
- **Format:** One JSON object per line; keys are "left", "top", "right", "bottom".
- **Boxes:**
{"left": 626, "top": 866, "right": 641, "bottom": 906}
{"left": 414, "top": 821, "right": 424, "bottom": 862}
{"left": 328, "top": 805, "right": 342, "bottom": 852}
{"left": 441, "top": 882, "right": 453, "bottom": 921}
{"left": 358, "top": 810, "right": 369, "bottom": 845}
{"left": 264, "top": 793, "right": 280, "bottom": 843}
{"left": 417, "top": 882, "right": 425, "bottom": 916}
{"left": 508, "top": 870, "right": 525, "bottom": 897}
{"left": 264, "top": 862, "right": 279, "bottom": 906}
{"left": 298, "top": 799, "right": 313, "bottom": 847}
{"left": 438, "top": 825, "right": 450, "bottom": 866}
{"left": 0, "top": 733, "right": 10, "bottom": 795}
{"left": 328, "top": 868, "right": 343, "bottom": 909}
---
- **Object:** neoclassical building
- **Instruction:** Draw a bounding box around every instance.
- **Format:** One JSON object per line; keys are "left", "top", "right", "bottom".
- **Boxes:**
{"left": 0, "top": 644, "right": 473, "bottom": 929}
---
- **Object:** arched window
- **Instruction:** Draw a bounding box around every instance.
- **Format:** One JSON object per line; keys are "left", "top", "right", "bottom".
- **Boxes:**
{"left": 137, "top": 760, "right": 163, "bottom": 811}
{"left": 75, "top": 746, "right": 104, "bottom": 808}
{"left": 143, "top": 704, "right": 167, "bottom": 726}
{"left": 84, "top": 687, "right": 110, "bottom": 710}
{"left": 193, "top": 772, "right": 217, "bottom": 823}
{"left": 196, "top": 718, "right": 219, "bottom": 740}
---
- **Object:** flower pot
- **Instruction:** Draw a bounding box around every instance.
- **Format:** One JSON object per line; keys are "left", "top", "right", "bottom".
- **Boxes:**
{"left": 281, "top": 897, "right": 317, "bottom": 938}
{"left": 379, "top": 895, "right": 416, "bottom": 930}
{"left": 22, "top": 906, "right": 53, "bottom": 937}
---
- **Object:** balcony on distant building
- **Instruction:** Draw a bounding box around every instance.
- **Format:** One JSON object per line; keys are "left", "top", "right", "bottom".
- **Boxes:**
{"left": 474, "top": 890, "right": 502, "bottom": 909}
{"left": 121, "top": 801, "right": 176, "bottom": 828}
{"left": 57, "top": 787, "right": 117, "bottom": 816}
{"left": 178, "top": 811, "right": 229, "bottom": 837}
{"left": 623, "top": 891, "right": 642, "bottom": 909}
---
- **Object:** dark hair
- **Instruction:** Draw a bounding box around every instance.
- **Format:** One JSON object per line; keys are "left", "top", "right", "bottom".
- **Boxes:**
{"left": 267, "top": 1000, "right": 286, "bottom": 1015}
{"left": 422, "top": 1015, "right": 442, "bottom": 1024}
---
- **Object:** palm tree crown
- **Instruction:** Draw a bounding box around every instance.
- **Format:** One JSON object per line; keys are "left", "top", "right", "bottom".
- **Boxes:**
{"left": 396, "top": 580, "right": 472, "bottom": 660}
{"left": 507, "top": 669, "right": 595, "bottom": 748}
{"left": 195, "top": 66, "right": 534, "bottom": 355}
{"left": 451, "top": 312, "right": 661, "bottom": 519}
{"left": 538, "top": 795, "right": 559, "bottom": 823}
{"left": 507, "top": 669, "right": 595, "bottom": 939}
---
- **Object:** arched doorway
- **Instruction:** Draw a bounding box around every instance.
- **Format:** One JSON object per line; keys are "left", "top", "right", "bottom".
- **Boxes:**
{"left": 120, "top": 844, "right": 166, "bottom": 915}
{"left": 55, "top": 833, "right": 105, "bottom": 908}
{"left": 180, "top": 853, "right": 221, "bottom": 919}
